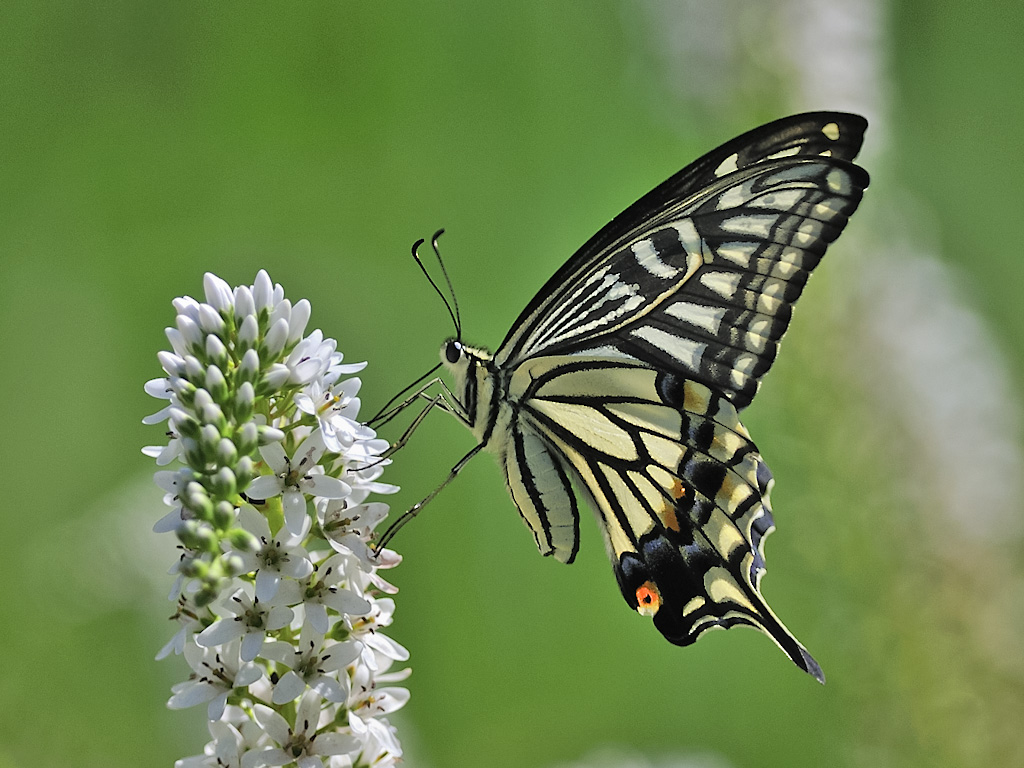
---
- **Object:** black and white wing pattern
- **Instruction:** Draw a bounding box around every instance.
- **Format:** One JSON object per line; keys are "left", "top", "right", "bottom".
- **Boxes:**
{"left": 503, "top": 355, "right": 821, "bottom": 679}
{"left": 495, "top": 112, "right": 869, "bottom": 409}
{"left": 442, "top": 113, "right": 869, "bottom": 682}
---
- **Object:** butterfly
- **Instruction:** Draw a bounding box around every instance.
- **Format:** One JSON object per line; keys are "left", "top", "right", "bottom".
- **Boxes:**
{"left": 382, "top": 112, "right": 869, "bottom": 683}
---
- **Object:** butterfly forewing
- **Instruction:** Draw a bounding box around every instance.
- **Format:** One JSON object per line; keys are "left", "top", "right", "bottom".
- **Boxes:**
{"left": 495, "top": 113, "right": 865, "bottom": 372}
{"left": 439, "top": 112, "right": 868, "bottom": 681}
{"left": 495, "top": 114, "right": 868, "bottom": 409}
{"left": 616, "top": 159, "right": 865, "bottom": 408}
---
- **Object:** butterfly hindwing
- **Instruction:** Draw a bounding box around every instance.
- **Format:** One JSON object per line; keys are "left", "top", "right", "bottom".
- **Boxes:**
{"left": 505, "top": 356, "right": 823, "bottom": 680}
{"left": 504, "top": 422, "right": 581, "bottom": 564}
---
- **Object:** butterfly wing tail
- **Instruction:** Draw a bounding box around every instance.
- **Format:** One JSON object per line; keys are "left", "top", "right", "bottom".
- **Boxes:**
{"left": 612, "top": 373, "right": 826, "bottom": 682}
{"left": 613, "top": 530, "right": 825, "bottom": 683}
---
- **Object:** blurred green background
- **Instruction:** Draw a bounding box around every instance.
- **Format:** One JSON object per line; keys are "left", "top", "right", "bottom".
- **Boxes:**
{"left": 2, "top": 2, "right": 1022, "bottom": 767}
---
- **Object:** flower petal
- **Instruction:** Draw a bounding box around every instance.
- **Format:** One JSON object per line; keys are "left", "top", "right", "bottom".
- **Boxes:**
{"left": 240, "top": 631, "right": 265, "bottom": 662}
{"left": 206, "top": 690, "right": 229, "bottom": 721}
{"left": 252, "top": 704, "right": 291, "bottom": 744}
{"left": 258, "top": 441, "right": 289, "bottom": 474}
{"left": 196, "top": 619, "right": 244, "bottom": 648}
{"left": 271, "top": 670, "right": 306, "bottom": 704}
{"left": 324, "top": 588, "right": 371, "bottom": 617}
{"left": 283, "top": 491, "right": 311, "bottom": 536}
{"left": 304, "top": 474, "right": 350, "bottom": 500}
{"left": 305, "top": 602, "right": 329, "bottom": 635}
{"left": 319, "top": 641, "right": 360, "bottom": 672}
{"left": 310, "top": 732, "right": 359, "bottom": 757}
{"left": 246, "top": 475, "right": 283, "bottom": 501}
{"left": 153, "top": 506, "right": 184, "bottom": 534}
{"left": 255, "top": 568, "right": 282, "bottom": 602}
{"left": 309, "top": 675, "right": 346, "bottom": 703}
{"left": 238, "top": 504, "right": 271, "bottom": 539}
{"left": 167, "top": 680, "right": 219, "bottom": 710}
{"left": 235, "top": 661, "right": 263, "bottom": 687}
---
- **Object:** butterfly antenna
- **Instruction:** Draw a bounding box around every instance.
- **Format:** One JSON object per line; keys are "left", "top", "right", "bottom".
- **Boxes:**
{"left": 430, "top": 228, "right": 462, "bottom": 340}
{"left": 412, "top": 230, "right": 461, "bottom": 341}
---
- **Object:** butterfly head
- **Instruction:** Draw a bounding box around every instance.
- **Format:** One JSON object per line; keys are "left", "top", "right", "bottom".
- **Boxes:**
{"left": 440, "top": 338, "right": 493, "bottom": 375}
{"left": 442, "top": 338, "right": 464, "bottom": 366}
{"left": 441, "top": 338, "right": 468, "bottom": 394}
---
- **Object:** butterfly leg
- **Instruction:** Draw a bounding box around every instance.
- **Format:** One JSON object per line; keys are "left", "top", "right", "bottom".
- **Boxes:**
{"left": 359, "top": 378, "right": 470, "bottom": 473}
{"left": 374, "top": 442, "right": 485, "bottom": 553}
{"left": 378, "top": 393, "right": 449, "bottom": 460}
{"left": 371, "top": 377, "right": 469, "bottom": 429}
{"left": 374, "top": 378, "right": 469, "bottom": 468}
{"left": 352, "top": 393, "right": 447, "bottom": 475}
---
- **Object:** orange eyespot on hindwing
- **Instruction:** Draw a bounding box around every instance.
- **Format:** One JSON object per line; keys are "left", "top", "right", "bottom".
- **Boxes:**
{"left": 635, "top": 580, "right": 662, "bottom": 617}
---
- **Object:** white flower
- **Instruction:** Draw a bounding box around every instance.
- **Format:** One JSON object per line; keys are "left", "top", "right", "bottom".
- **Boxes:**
{"left": 142, "top": 376, "right": 174, "bottom": 420}
{"left": 153, "top": 504, "right": 186, "bottom": 534}
{"left": 336, "top": 543, "right": 401, "bottom": 597}
{"left": 284, "top": 330, "right": 366, "bottom": 389}
{"left": 348, "top": 661, "right": 411, "bottom": 724}
{"left": 151, "top": 271, "right": 407, "bottom": 766}
{"left": 284, "top": 330, "right": 338, "bottom": 386}
{"left": 157, "top": 595, "right": 205, "bottom": 660}
{"left": 153, "top": 468, "right": 192, "bottom": 510}
{"left": 142, "top": 438, "right": 184, "bottom": 467}
{"left": 260, "top": 623, "right": 359, "bottom": 705}
{"left": 175, "top": 717, "right": 269, "bottom": 768}
{"left": 196, "top": 586, "right": 295, "bottom": 662}
{"left": 316, "top": 499, "right": 389, "bottom": 569}
{"left": 246, "top": 691, "right": 358, "bottom": 768}
{"left": 168, "top": 640, "right": 262, "bottom": 721}
{"left": 141, "top": 377, "right": 185, "bottom": 466}
{"left": 232, "top": 505, "right": 314, "bottom": 602}
{"left": 345, "top": 663, "right": 410, "bottom": 766}
{"left": 247, "top": 432, "right": 351, "bottom": 536}
{"left": 294, "top": 553, "right": 372, "bottom": 634}
{"left": 346, "top": 720, "right": 403, "bottom": 767}
{"left": 337, "top": 441, "right": 398, "bottom": 507}
{"left": 294, "top": 378, "right": 374, "bottom": 454}
{"left": 349, "top": 697, "right": 407, "bottom": 762}
{"left": 350, "top": 598, "right": 409, "bottom": 671}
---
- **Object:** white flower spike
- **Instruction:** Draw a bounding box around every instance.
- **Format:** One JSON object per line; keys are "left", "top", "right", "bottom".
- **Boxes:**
{"left": 147, "top": 271, "right": 408, "bottom": 767}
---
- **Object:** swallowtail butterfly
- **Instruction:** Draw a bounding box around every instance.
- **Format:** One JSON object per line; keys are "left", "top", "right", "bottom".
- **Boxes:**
{"left": 389, "top": 112, "right": 869, "bottom": 682}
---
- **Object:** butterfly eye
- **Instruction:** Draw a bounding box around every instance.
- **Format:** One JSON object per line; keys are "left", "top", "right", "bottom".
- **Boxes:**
{"left": 444, "top": 340, "right": 463, "bottom": 364}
